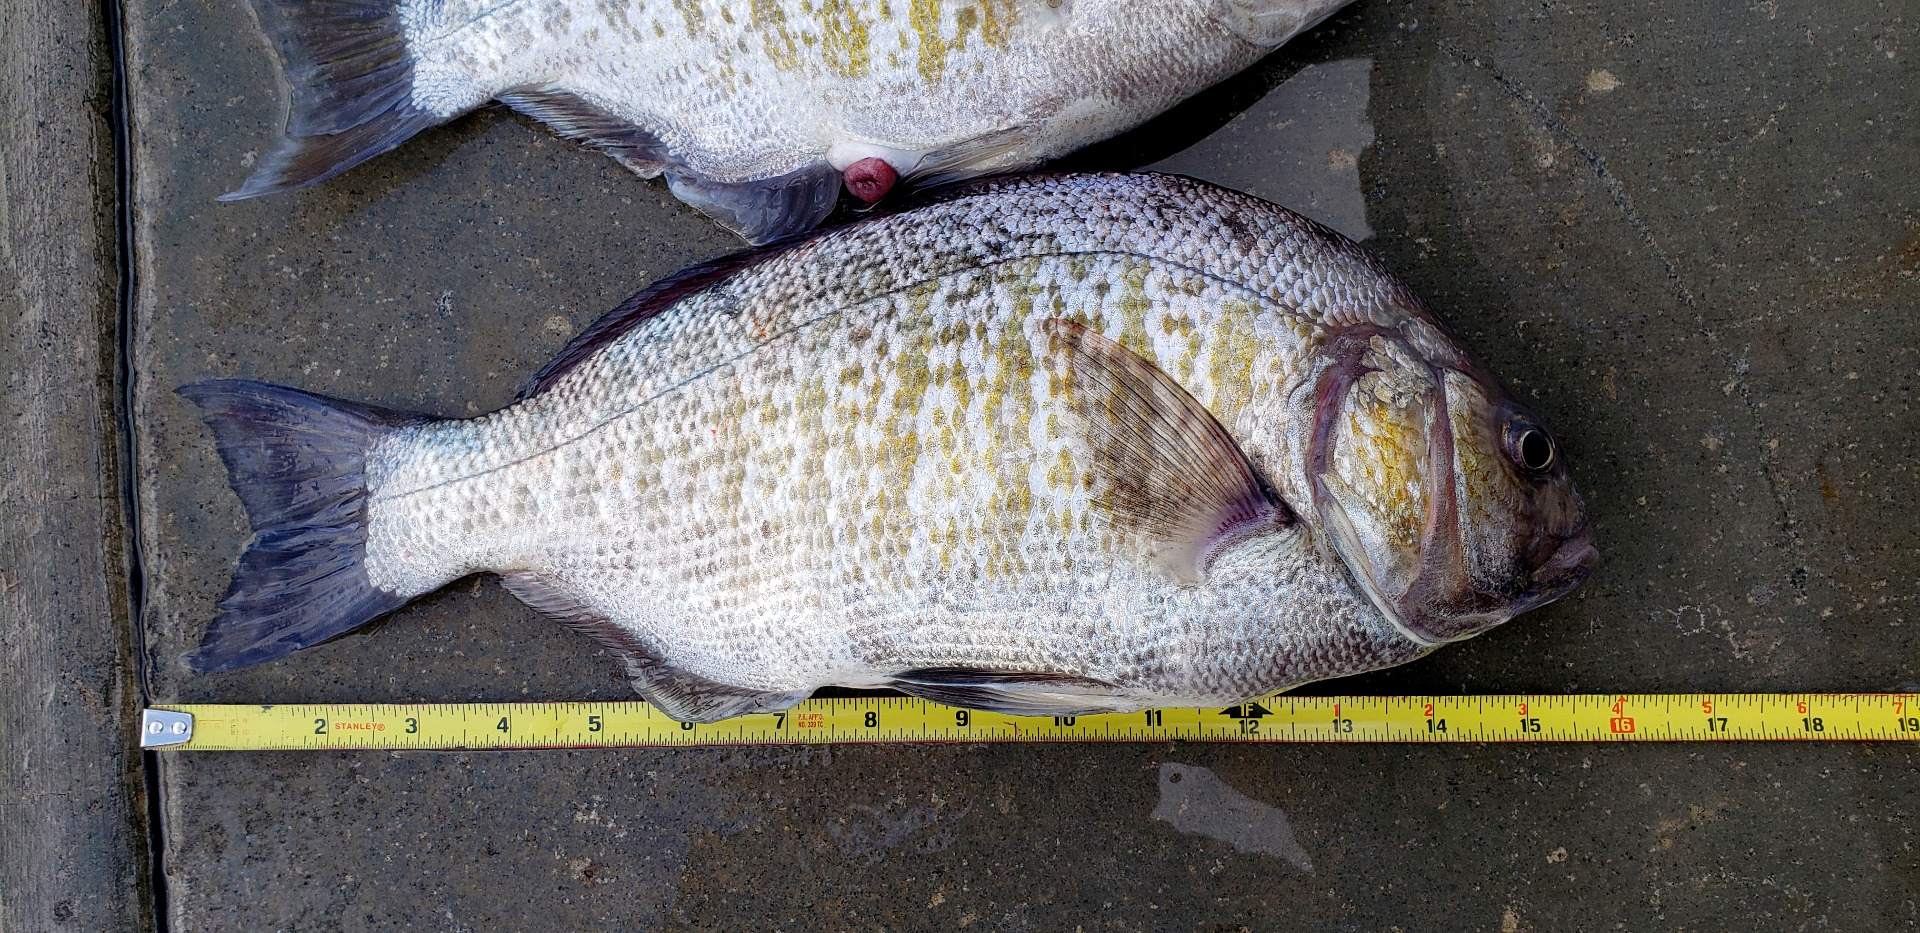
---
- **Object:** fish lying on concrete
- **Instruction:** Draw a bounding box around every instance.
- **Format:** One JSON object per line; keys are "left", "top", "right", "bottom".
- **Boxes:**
{"left": 222, "top": 0, "right": 1352, "bottom": 241}
{"left": 182, "top": 173, "right": 1596, "bottom": 722}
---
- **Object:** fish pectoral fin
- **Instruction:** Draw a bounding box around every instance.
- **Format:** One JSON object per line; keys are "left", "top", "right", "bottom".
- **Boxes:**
{"left": 890, "top": 668, "right": 1130, "bottom": 717}
{"left": 1039, "top": 318, "right": 1295, "bottom": 583}
{"left": 497, "top": 88, "right": 673, "bottom": 176}
{"left": 499, "top": 572, "right": 806, "bottom": 723}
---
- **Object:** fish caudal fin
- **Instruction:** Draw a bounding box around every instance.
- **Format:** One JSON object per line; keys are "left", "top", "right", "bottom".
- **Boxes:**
{"left": 220, "top": 0, "right": 444, "bottom": 200}
{"left": 178, "top": 380, "right": 427, "bottom": 671}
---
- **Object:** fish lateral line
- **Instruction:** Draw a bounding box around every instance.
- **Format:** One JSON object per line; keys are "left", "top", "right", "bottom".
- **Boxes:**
{"left": 374, "top": 244, "right": 1282, "bottom": 503}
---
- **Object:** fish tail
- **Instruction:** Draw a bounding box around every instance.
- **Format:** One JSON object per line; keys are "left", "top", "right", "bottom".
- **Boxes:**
{"left": 220, "top": 0, "right": 443, "bottom": 200}
{"left": 177, "top": 380, "right": 427, "bottom": 671}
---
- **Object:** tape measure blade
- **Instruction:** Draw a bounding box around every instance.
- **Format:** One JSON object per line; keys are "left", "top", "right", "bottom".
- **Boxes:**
{"left": 146, "top": 694, "right": 1920, "bottom": 750}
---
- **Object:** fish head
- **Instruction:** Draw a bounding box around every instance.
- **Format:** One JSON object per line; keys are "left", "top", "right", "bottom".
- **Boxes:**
{"left": 1307, "top": 327, "right": 1596, "bottom": 646}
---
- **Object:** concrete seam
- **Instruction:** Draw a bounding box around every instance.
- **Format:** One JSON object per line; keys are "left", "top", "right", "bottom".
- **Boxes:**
{"left": 1437, "top": 40, "right": 1697, "bottom": 310}
{"left": 100, "top": 0, "right": 169, "bottom": 927}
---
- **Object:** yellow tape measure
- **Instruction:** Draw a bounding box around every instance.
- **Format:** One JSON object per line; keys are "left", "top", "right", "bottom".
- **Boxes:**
{"left": 142, "top": 694, "right": 1920, "bottom": 750}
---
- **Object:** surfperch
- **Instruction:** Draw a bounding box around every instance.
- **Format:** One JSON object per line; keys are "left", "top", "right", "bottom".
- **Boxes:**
{"left": 221, "top": 0, "right": 1352, "bottom": 241}
{"left": 182, "top": 174, "right": 1598, "bottom": 722}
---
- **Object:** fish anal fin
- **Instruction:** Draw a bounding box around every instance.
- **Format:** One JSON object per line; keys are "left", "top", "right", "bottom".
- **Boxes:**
{"left": 500, "top": 573, "right": 805, "bottom": 722}
{"left": 1040, "top": 318, "right": 1294, "bottom": 583}
{"left": 1212, "top": 0, "right": 1352, "bottom": 47}
{"left": 500, "top": 86, "right": 839, "bottom": 243}
{"left": 890, "top": 668, "right": 1129, "bottom": 717}
{"left": 667, "top": 163, "right": 843, "bottom": 245}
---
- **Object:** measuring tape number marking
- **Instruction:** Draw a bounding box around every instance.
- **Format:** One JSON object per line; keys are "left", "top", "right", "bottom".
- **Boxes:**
{"left": 141, "top": 694, "right": 1920, "bottom": 750}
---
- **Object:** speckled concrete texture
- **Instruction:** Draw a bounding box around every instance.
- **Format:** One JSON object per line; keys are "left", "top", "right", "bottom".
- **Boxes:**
{"left": 128, "top": 0, "right": 1917, "bottom": 929}
{"left": 0, "top": 0, "right": 149, "bottom": 929}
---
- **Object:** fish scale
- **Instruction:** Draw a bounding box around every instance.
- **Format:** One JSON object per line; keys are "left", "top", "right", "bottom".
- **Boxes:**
{"left": 358, "top": 174, "right": 1473, "bottom": 695}
{"left": 183, "top": 174, "right": 1595, "bottom": 721}
{"left": 369, "top": 259, "right": 1370, "bottom": 689}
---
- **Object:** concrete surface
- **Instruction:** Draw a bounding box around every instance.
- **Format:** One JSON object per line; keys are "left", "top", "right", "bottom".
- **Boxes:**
{"left": 0, "top": 0, "right": 152, "bottom": 929}
{"left": 123, "top": 0, "right": 1918, "bottom": 929}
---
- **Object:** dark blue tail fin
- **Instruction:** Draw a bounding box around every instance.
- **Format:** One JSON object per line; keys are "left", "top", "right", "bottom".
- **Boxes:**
{"left": 219, "top": 0, "right": 445, "bottom": 200}
{"left": 178, "top": 380, "right": 427, "bottom": 671}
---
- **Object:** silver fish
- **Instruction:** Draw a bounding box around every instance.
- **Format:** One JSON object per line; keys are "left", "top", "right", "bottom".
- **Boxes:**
{"left": 223, "top": 0, "right": 1350, "bottom": 241}
{"left": 183, "top": 173, "right": 1596, "bottom": 721}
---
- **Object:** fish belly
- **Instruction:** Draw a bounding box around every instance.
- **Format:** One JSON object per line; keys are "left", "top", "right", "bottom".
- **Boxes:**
{"left": 400, "top": 0, "right": 1268, "bottom": 182}
{"left": 362, "top": 251, "right": 1419, "bottom": 701}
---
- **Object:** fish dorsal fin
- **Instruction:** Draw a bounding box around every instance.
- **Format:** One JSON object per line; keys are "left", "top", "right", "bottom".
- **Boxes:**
{"left": 523, "top": 173, "right": 1089, "bottom": 399}
{"left": 499, "top": 573, "right": 807, "bottom": 722}
{"left": 517, "top": 240, "right": 809, "bottom": 400}
{"left": 1040, "top": 318, "right": 1293, "bottom": 583}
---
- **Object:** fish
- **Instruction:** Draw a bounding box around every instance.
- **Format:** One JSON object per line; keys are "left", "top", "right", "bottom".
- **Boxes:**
{"left": 221, "top": 0, "right": 1352, "bottom": 242}
{"left": 181, "top": 173, "right": 1597, "bottom": 722}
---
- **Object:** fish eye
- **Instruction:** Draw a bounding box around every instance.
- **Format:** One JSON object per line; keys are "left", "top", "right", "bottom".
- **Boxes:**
{"left": 1508, "top": 424, "right": 1556, "bottom": 473}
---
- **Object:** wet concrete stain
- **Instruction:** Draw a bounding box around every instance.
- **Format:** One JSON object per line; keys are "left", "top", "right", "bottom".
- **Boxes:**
{"left": 1151, "top": 57, "right": 1377, "bottom": 240}
{"left": 1150, "top": 763, "right": 1314, "bottom": 872}
{"left": 829, "top": 798, "right": 970, "bottom": 866}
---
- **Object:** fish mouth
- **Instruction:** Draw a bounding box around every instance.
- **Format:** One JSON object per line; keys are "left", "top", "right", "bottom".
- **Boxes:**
{"left": 1510, "top": 521, "right": 1599, "bottom": 617}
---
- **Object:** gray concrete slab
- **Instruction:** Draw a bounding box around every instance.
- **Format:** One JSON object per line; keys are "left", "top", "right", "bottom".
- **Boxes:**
{"left": 129, "top": 0, "right": 1918, "bottom": 929}
{"left": 0, "top": 0, "right": 152, "bottom": 929}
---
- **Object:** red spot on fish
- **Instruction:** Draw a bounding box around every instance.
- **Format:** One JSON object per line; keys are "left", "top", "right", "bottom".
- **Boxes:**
{"left": 843, "top": 158, "right": 898, "bottom": 203}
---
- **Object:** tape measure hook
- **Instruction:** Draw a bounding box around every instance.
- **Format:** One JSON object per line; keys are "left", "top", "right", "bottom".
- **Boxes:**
{"left": 141, "top": 708, "right": 194, "bottom": 748}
